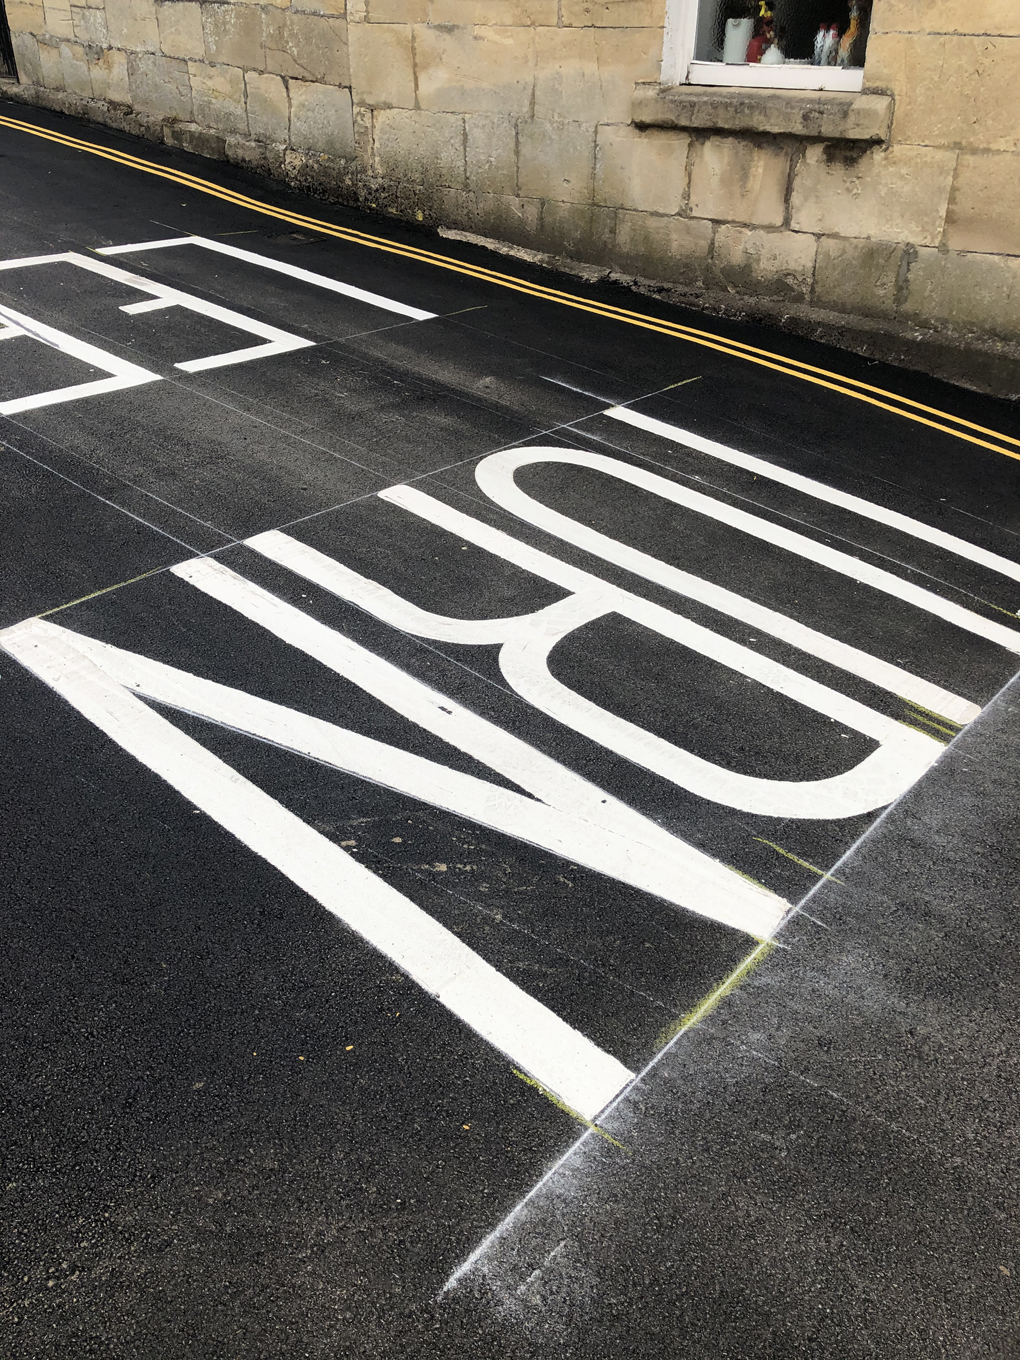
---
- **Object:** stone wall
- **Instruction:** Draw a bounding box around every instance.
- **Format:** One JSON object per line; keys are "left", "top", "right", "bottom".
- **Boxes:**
{"left": 4, "top": 0, "right": 1020, "bottom": 392}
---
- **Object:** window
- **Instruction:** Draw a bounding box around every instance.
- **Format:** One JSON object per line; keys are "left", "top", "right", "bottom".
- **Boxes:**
{"left": 662, "top": 0, "right": 872, "bottom": 93}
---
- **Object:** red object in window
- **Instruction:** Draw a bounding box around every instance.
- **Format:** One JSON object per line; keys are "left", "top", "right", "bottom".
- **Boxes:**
{"left": 746, "top": 34, "right": 768, "bottom": 62}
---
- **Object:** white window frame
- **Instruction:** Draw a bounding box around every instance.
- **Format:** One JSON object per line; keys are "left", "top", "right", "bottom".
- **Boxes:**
{"left": 662, "top": 0, "right": 865, "bottom": 92}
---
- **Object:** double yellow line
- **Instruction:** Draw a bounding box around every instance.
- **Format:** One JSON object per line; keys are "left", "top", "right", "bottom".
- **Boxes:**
{"left": 3, "top": 107, "right": 1019, "bottom": 463}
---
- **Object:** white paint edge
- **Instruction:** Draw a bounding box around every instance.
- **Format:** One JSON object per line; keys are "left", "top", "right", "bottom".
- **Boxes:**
{"left": 97, "top": 236, "right": 437, "bottom": 322}
{"left": 606, "top": 405, "right": 1020, "bottom": 588}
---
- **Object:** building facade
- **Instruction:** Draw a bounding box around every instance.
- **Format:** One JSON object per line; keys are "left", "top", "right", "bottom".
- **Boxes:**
{"left": 2, "top": 0, "right": 1018, "bottom": 392}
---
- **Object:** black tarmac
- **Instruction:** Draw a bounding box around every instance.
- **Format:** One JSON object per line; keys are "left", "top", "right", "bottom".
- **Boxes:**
{"left": 1, "top": 101, "right": 1018, "bottom": 1359}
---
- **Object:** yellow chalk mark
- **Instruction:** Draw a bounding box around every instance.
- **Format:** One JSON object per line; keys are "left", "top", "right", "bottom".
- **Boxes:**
{"left": 898, "top": 718, "right": 951, "bottom": 744}
{"left": 36, "top": 564, "right": 170, "bottom": 616}
{"left": 655, "top": 939, "right": 776, "bottom": 1050}
{"left": 724, "top": 862, "right": 771, "bottom": 892}
{"left": 3, "top": 111, "right": 1020, "bottom": 464}
{"left": 897, "top": 695, "right": 963, "bottom": 724}
{"left": 512, "top": 1069, "right": 630, "bottom": 1153}
{"left": 753, "top": 837, "right": 845, "bottom": 884}
{"left": 902, "top": 708, "right": 959, "bottom": 739}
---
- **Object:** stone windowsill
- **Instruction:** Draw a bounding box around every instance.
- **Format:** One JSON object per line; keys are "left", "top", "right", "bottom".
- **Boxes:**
{"left": 632, "top": 82, "right": 893, "bottom": 142}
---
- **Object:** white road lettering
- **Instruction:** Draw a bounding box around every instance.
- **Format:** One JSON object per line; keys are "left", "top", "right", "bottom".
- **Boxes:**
{"left": 0, "top": 250, "right": 314, "bottom": 374}
{"left": 0, "top": 300, "right": 161, "bottom": 414}
{"left": 98, "top": 235, "right": 437, "bottom": 323}
{"left": 251, "top": 522, "right": 946, "bottom": 820}
{"left": 175, "top": 554, "right": 789, "bottom": 936}
{"left": 607, "top": 405, "right": 1020, "bottom": 587}
{"left": 0, "top": 616, "right": 636, "bottom": 1123}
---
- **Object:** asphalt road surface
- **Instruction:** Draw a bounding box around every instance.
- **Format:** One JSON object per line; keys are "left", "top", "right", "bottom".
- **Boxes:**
{"left": 1, "top": 101, "right": 1018, "bottom": 1359}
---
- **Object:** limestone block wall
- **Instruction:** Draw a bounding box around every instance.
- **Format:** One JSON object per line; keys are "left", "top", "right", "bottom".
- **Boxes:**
{"left": 3, "top": 0, "right": 1020, "bottom": 390}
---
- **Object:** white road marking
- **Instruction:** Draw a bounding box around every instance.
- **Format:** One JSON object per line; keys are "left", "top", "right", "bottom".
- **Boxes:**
{"left": 370, "top": 482, "right": 982, "bottom": 726}
{"left": 0, "top": 250, "right": 314, "bottom": 373}
{"left": 0, "top": 616, "right": 635, "bottom": 1123}
{"left": 0, "top": 300, "right": 161, "bottom": 414}
{"left": 253, "top": 520, "right": 945, "bottom": 820}
{"left": 475, "top": 446, "right": 1020, "bottom": 656}
{"left": 606, "top": 405, "right": 1020, "bottom": 586}
{"left": 98, "top": 235, "right": 437, "bottom": 323}
{"left": 179, "top": 553, "right": 789, "bottom": 936}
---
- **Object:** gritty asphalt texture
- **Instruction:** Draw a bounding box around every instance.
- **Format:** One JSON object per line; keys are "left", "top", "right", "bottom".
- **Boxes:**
{"left": 1, "top": 100, "right": 1018, "bottom": 1358}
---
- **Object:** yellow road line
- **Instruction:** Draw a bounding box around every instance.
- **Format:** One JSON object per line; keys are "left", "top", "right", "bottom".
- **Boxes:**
{"left": 3, "top": 110, "right": 1019, "bottom": 462}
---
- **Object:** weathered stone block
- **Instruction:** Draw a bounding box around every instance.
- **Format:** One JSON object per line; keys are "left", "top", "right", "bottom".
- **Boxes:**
{"left": 264, "top": 12, "right": 349, "bottom": 86}
{"left": 292, "top": 0, "right": 348, "bottom": 14}
{"left": 945, "top": 152, "right": 1020, "bottom": 257}
{"left": 41, "top": 0, "right": 73, "bottom": 41}
{"left": 202, "top": 4, "right": 263, "bottom": 70}
{"left": 349, "top": 22, "right": 414, "bottom": 109}
{"left": 518, "top": 119, "right": 595, "bottom": 204}
{"left": 812, "top": 235, "right": 906, "bottom": 316}
{"left": 415, "top": 25, "right": 534, "bottom": 116}
{"left": 467, "top": 191, "right": 542, "bottom": 248}
{"left": 595, "top": 124, "right": 687, "bottom": 216}
{"left": 594, "top": 28, "right": 662, "bottom": 123}
{"left": 872, "top": 0, "right": 1020, "bottom": 35}
{"left": 189, "top": 61, "right": 247, "bottom": 135}
{"left": 164, "top": 121, "right": 227, "bottom": 159}
{"left": 6, "top": 3, "right": 47, "bottom": 39}
{"left": 689, "top": 136, "right": 790, "bottom": 228}
{"left": 70, "top": 5, "right": 106, "bottom": 45}
{"left": 374, "top": 108, "right": 465, "bottom": 188}
{"left": 539, "top": 199, "right": 616, "bottom": 263}
{"left": 465, "top": 114, "right": 517, "bottom": 195}
{"left": 156, "top": 2, "right": 204, "bottom": 61}
{"left": 614, "top": 209, "right": 714, "bottom": 285}
{"left": 11, "top": 32, "right": 43, "bottom": 86}
{"left": 245, "top": 70, "right": 289, "bottom": 144}
{"left": 534, "top": 27, "right": 600, "bottom": 123}
{"left": 633, "top": 83, "right": 893, "bottom": 142}
{"left": 561, "top": 0, "right": 663, "bottom": 25}
{"left": 106, "top": 0, "right": 159, "bottom": 52}
{"left": 58, "top": 39, "right": 91, "bottom": 96}
{"left": 127, "top": 51, "right": 193, "bottom": 121}
{"left": 790, "top": 142, "right": 957, "bottom": 246}
{"left": 225, "top": 135, "right": 286, "bottom": 174}
{"left": 353, "top": 103, "right": 372, "bottom": 161}
{"left": 37, "top": 39, "right": 63, "bottom": 88}
{"left": 365, "top": 0, "right": 426, "bottom": 18}
{"left": 902, "top": 246, "right": 1020, "bottom": 341}
{"left": 713, "top": 225, "right": 816, "bottom": 301}
{"left": 865, "top": 32, "right": 1020, "bottom": 153}
{"left": 87, "top": 45, "right": 130, "bottom": 103}
{"left": 289, "top": 79, "right": 355, "bottom": 158}
{"left": 430, "top": 0, "right": 557, "bottom": 23}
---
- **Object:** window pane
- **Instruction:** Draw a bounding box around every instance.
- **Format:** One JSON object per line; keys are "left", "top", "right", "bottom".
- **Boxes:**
{"left": 695, "top": 0, "right": 871, "bottom": 69}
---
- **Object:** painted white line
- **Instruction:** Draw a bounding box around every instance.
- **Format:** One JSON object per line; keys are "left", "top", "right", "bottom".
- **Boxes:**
{"left": 119, "top": 297, "right": 179, "bottom": 314}
{"left": 0, "top": 300, "right": 161, "bottom": 414}
{"left": 474, "top": 446, "right": 1020, "bottom": 656}
{"left": 188, "top": 550, "right": 789, "bottom": 935}
{"left": 256, "top": 520, "right": 945, "bottom": 821}
{"left": 98, "top": 235, "right": 437, "bottom": 322}
{"left": 0, "top": 250, "right": 314, "bottom": 373}
{"left": 606, "top": 405, "right": 1020, "bottom": 587}
{"left": 372, "top": 487, "right": 979, "bottom": 726}
{"left": 0, "top": 616, "right": 634, "bottom": 1122}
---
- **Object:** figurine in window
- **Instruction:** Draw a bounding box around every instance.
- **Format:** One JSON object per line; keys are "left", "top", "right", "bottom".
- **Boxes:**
{"left": 746, "top": 1, "right": 776, "bottom": 64}
{"left": 770, "top": 0, "right": 850, "bottom": 62}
